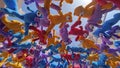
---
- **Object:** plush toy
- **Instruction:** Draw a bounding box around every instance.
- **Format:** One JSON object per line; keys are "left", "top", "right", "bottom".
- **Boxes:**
{"left": 1, "top": 15, "right": 24, "bottom": 33}
{"left": 85, "top": 4, "right": 116, "bottom": 32}
{"left": 47, "top": 29, "right": 60, "bottom": 47}
{"left": 77, "top": 36, "right": 100, "bottom": 50}
{"left": 93, "top": 13, "right": 120, "bottom": 37}
{"left": 45, "top": 12, "right": 72, "bottom": 35}
{"left": 69, "top": 19, "right": 89, "bottom": 41}
{"left": 60, "top": 24, "right": 72, "bottom": 45}
{"left": 0, "top": 7, "right": 43, "bottom": 35}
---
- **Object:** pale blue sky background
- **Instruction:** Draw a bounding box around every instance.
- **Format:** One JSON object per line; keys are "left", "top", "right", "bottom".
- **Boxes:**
{"left": 9, "top": 0, "right": 120, "bottom": 47}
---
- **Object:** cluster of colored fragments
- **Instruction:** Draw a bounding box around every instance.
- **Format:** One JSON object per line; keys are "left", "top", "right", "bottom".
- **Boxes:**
{"left": 0, "top": 0, "right": 120, "bottom": 68}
